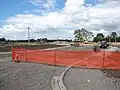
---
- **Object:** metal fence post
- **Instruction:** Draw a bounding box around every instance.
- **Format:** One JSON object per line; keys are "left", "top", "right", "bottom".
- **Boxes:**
{"left": 26, "top": 49, "right": 28, "bottom": 62}
{"left": 12, "top": 48, "right": 14, "bottom": 61}
{"left": 54, "top": 50, "right": 56, "bottom": 66}
{"left": 102, "top": 51, "right": 105, "bottom": 69}
{"left": 15, "top": 50, "right": 19, "bottom": 63}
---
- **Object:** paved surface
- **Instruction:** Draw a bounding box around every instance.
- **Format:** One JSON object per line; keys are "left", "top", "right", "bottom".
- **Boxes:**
{"left": 64, "top": 68, "right": 120, "bottom": 90}
{"left": 0, "top": 52, "right": 11, "bottom": 54}
{"left": 0, "top": 52, "right": 11, "bottom": 58}
{"left": 0, "top": 58, "right": 65, "bottom": 90}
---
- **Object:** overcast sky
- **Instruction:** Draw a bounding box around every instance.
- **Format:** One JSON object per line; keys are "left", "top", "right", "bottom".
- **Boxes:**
{"left": 0, "top": 0, "right": 120, "bottom": 40}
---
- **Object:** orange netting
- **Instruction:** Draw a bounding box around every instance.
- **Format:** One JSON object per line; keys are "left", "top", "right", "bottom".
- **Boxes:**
{"left": 104, "top": 51, "right": 120, "bottom": 69}
{"left": 12, "top": 48, "right": 120, "bottom": 70}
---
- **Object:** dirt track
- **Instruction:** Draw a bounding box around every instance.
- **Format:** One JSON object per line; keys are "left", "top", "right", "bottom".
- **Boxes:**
{"left": 0, "top": 44, "right": 65, "bottom": 52}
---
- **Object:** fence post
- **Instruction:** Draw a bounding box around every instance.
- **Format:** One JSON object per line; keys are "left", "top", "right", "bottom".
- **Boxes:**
{"left": 12, "top": 48, "right": 14, "bottom": 61}
{"left": 54, "top": 50, "right": 56, "bottom": 66}
{"left": 102, "top": 51, "right": 105, "bottom": 69}
{"left": 26, "top": 49, "right": 28, "bottom": 62}
{"left": 14, "top": 50, "right": 19, "bottom": 63}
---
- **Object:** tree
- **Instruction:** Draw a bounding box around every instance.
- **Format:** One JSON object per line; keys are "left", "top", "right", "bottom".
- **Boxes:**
{"left": 110, "top": 32, "right": 117, "bottom": 42}
{"left": 97, "top": 33, "right": 104, "bottom": 41}
{"left": 93, "top": 37, "right": 99, "bottom": 42}
{"left": 0, "top": 37, "right": 6, "bottom": 42}
{"left": 93, "top": 33, "right": 105, "bottom": 42}
{"left": 74, "top": 29, "right": 83, "bottom": 42}
{"left": 105, "top": 35, "right": 111, "bottom": 42}
{"left": 111, "top": 32, "right": 117, "bottom": 37}
{"left": 74, "top": 28, "right": 94, "bottom": 42}
{"left": 96, "top": 33, "right": 104, "bottom": 38}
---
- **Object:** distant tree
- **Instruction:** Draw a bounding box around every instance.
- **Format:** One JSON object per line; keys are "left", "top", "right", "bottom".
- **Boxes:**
{"left": 30, "top": 39, "right": 36, "bottom": 42}
{"left": 110, "top": 32, "right": 117, "bottom": 42}
{"left": 97, "top": 33, "right": 104, "bottom": 41}
{"left": 93, "top": 33, "right": 105, "bottom": 42}
{"left": 0, "top": 37, "right": 6, "bottom": 42}
{"left": 117, "top": 36, "right": 120, "bottom": 42}
{"left": 104, "top": 35, "right": 111, "bottom": 42}
{"left": 93, "top": 37, "right": 99, "bottom": 42}
{"left": 74, "top": 28, "right": 94, "bottom": 42}
{"left": 74, "top": 29, "right": 83, "bottom": 42}
{"left": 96, "top": 33, "right": 104, "bottom": 38}
{"left": 81, "top": 28, "right": 94, "bottom": 41}
{"left": 110, "top": 32, "right": 117, "bottom": 37}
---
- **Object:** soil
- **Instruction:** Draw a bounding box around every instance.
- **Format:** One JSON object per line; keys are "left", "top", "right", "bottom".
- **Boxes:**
{"left": 0, "top": 44, "right": 65, "bottom": 52}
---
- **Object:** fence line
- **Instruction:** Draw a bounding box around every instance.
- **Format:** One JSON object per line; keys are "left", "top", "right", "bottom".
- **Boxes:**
{"left": 12, "top": 48, "right": 120, "bottom": 70}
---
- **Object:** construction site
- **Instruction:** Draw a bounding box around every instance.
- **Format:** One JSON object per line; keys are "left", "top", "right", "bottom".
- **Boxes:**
{"left": 1, "top": 0, "right": 120, "bottom": 90}
{"left": 0, "top": 41, "right": 120, "bottom": 90}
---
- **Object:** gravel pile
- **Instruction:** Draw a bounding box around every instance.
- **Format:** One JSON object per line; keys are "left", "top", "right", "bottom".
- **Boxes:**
{"left": 0, "top": 58, "right": 65, "bottom": 90}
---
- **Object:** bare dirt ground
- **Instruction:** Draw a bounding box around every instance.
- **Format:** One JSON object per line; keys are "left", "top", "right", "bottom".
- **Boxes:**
{"left": 111, "top": 43, "right": 120, "bottom": 48}
{"left": 0, "top": 44, "right": 65, "bottom": 52}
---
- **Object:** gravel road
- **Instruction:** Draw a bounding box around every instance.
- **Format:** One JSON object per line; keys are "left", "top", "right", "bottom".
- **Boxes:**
{"left": 64, "top": 68, "right": 120, "bottom": 90}
{"left": 0, "top": 57, "right": 66, "bottom": 90}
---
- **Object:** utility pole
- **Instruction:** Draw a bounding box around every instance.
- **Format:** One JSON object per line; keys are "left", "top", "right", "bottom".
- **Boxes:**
{"left": 115, "top": 36, "right": 116, "bottom": 43}
{"left": 27, "top": 27, "right": 30, "bottom": 43}
{"left": 108, "top": 35, "right": 111, "bottom": 43}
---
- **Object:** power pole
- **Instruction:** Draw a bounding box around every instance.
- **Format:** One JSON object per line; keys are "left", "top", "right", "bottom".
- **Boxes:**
{"left": 115, "top": 36, "right": 116, "bottom": 43}
{"left": 27, "top": 27, "right": 30, "bottom": 43}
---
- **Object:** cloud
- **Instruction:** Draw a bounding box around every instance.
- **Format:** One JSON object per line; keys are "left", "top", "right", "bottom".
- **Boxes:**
{"left": 1, "top": 12, "right": 74, "bottom": 39}
{"left": 65, "top": 0, "right": 84, "bottom": 7}
{"left": 29, "top": 0, "right": 56, "bottom": 12}
{"left": 1, "top": 0, "right": 120, "bottom": 39}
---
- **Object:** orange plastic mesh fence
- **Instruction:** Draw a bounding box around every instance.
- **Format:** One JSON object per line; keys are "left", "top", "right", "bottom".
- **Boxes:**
{"left": 55, "top": 51, "right": 103, "bottom": 68}
{"left": 104, "top": 51, "right": 120, "bottom": 69}
{"left": 12, "top": 48, "right": 26, "bottom": 62}
{"left": 26, "top": 50, "right": 55, "bottom": 64}
{"left": 12, "top": 48, "right": 120, "bottom": 70}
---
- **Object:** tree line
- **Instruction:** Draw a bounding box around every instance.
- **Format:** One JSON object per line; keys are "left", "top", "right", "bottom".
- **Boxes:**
{"left": 0, "top": 38, "right": 72, "bottom": 43}
{"left": 93, "top": 32, "right": 119, "bottom": 42}
{"left": 74, "top": 28, "right": 120, "bottom": 43}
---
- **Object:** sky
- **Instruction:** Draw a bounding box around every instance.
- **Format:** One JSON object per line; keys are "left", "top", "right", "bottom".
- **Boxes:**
{"left": 0, "top": 0, "right": 120, "bottom": 40}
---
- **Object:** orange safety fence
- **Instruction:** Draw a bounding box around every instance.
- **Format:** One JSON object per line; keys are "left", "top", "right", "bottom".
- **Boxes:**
{"left": 104, "top": 51, "right": 120, "bottom": 69}
{"left": 12, "top": 48, "right": 120, "bottom": 70}
{"left": 26, "top": 50, "right": 55, "bottom": 64}
{"left": 12, "top": 48, "right": 26, "bottom": 62}
{"left": 55, "top": 51, "right": 103, "bottom": 68}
